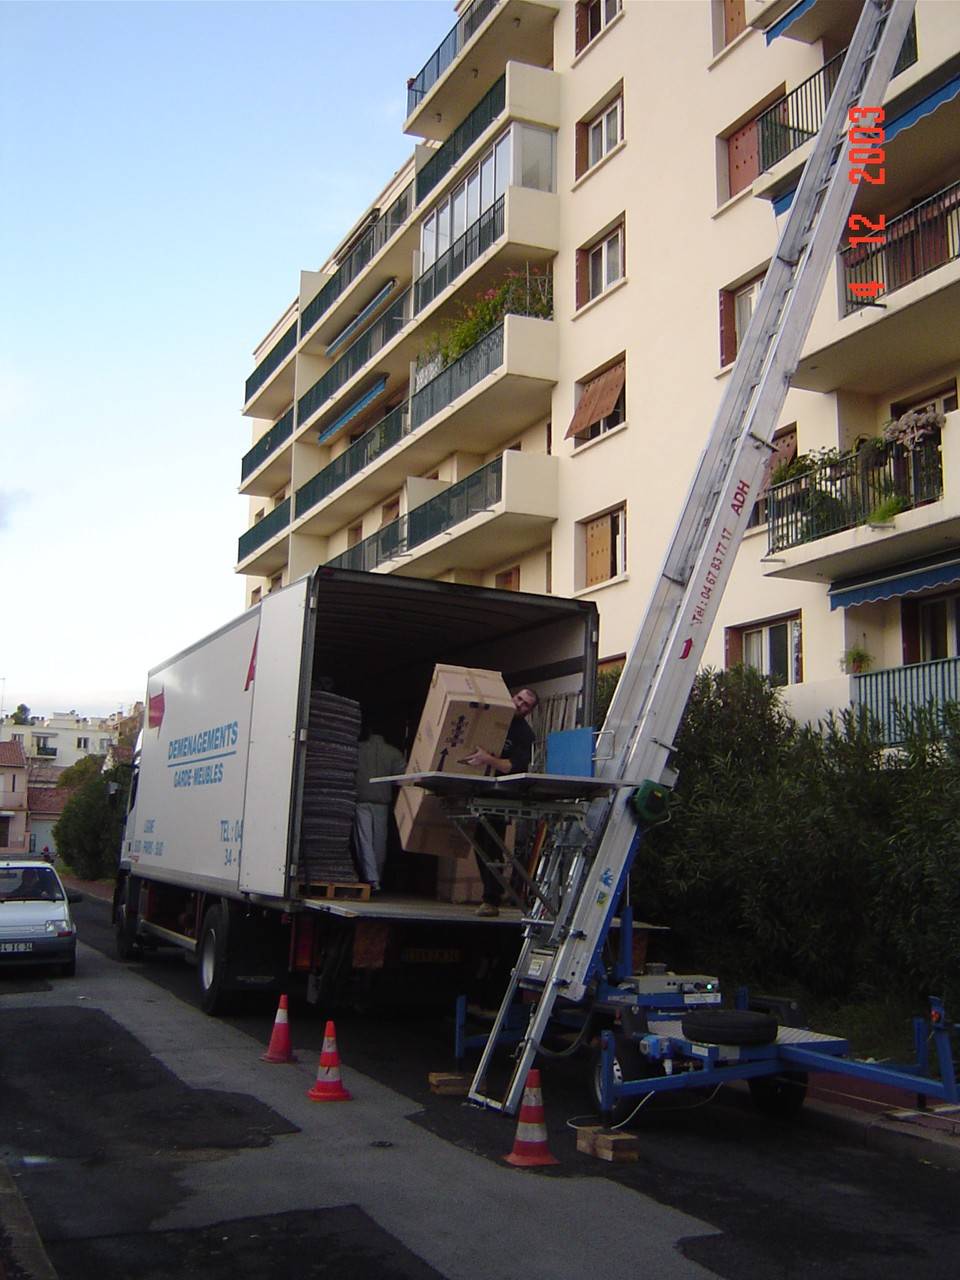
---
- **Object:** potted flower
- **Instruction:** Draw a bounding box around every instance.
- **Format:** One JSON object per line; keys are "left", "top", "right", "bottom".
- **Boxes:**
{"left": 840, "top": 642, "right": 873, "bottom": 674}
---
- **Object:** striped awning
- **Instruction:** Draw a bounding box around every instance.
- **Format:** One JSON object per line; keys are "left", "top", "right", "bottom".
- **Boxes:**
{"left": 764, "top": 0, "right": 817, "bottom": 44}
{"left": 828, "top": 558, "right": 960, "bottom": 610}
{"left": 316, "top": 376, "right": 388, "bottom": 443}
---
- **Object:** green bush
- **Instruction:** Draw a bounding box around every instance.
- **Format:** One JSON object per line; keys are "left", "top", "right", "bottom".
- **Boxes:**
{"left": 53, "top": 765, "right": 128, "bottom": 880}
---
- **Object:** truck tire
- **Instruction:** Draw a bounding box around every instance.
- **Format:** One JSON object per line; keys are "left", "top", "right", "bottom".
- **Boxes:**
{"left": 681, "top": 1008, "right": 778, "bottom": 1046}
{"left": 114, "top": 877, "right": 142, "bottom": 962}
{"left": 198, "top": 905, "right": 233, "bottom": 1015}
{"left": 749, "top": 1071, "right": 807, "bottom": 1118}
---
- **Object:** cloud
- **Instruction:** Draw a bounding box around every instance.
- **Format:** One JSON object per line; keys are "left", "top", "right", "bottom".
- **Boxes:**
{"left": 0, "top": 490, "right": 30, "bottom": 531}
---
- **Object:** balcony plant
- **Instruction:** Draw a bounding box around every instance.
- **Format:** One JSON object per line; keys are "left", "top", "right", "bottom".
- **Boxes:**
{"left": 840, "top": 642, "right": 873, "bottom": 675}
{"left": 882, "top": 405, "right": 945, "bottom": 452}
{"left": 417, "top": 264, "right": 553, "bottom": 374}
{"left": 867, "top": 492, "right": 909, "bottom": 524}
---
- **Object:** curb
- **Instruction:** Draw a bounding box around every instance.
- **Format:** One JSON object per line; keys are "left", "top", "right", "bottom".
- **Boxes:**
{"left": 801, "top": 1097, "right": 960, "bottom": 1170}
{"left": 0, "top": 1166, "right": 58, "bottom": 1280}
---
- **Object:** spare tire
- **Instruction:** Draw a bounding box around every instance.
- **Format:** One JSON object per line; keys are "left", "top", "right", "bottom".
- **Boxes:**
{"left": 681, "top": 1008, "right": 778, "bottom": 1046}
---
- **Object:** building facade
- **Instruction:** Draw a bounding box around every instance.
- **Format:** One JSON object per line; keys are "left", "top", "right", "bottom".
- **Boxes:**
{"left": 236, "top": 0, "right": 960, "bottom": 744}
{"left": 0, "top": 741, "right": 29, "bottom": 852}
{"left": 0, "top": 712, "right": 120, "bottom": 773}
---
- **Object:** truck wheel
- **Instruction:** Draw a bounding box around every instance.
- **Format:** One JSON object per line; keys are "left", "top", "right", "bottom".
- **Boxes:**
{"left": 681, "top": 1009, "right": 778, "bottom": 1046}
{"left": 749, "top": 1071, "right": 807, "bottom": 1118}
{"left": 198, "top": 905, "right": 233, "bottom": 1015}
{"left": 115, "top": 879, "right": 141, "bottom": 961}
{"left": 588, "top": 1034, "right": 655, "bottom": 1126}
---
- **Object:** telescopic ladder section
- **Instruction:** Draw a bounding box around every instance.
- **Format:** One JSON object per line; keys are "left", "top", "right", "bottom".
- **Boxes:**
{"left": 470, "top": 0, "right": 918, "bottom": 1115}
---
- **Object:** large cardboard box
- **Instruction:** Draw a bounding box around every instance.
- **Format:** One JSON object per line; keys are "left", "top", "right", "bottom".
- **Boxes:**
{"left": 406, "top": 665, "right": 514, "bottom": 776}
{"left": 396, "top": 665, "right": 515, "bottom": 862}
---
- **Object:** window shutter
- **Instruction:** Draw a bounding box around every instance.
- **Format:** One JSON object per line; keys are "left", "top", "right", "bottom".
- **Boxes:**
{"left": 575, "top": 248, "right": 587, "bottom": 309}
{"left": 575, "top": 2, "right": 588, "bottom": 53}
{"left": 727, "top": 119, "right": 759, "bottom": 198}
{"left": 585, "top": 515, "right": 612, "bottom": 586}
{"left": 719, "top": 288, "right": 737, "bottom": 366}
{"left": 725, "top": 627, "right": 744, "bottom": 668}
{"left": 575, "top": 121, "right": 588, "bottom": 179}
{"left": 566, "top": 362, "right": 626, "bottom": 439}
{"left": 758, "top": 427, "right": 797, "bottom": 496}
{"left": 723, "top": 0, "right": 746, "bottom": 44}
{"left": 901, "top": 598, "right": 921, "bottom": 665}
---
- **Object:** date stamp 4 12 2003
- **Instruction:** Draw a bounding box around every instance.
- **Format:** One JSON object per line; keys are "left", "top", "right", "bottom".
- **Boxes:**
{"left": 846, "top": 105, "right": 887, "bottom": 305}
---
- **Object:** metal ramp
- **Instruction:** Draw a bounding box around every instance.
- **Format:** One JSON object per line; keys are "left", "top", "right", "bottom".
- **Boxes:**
{"left": 468, "top": 0, "right": 918, "bottom": 1115}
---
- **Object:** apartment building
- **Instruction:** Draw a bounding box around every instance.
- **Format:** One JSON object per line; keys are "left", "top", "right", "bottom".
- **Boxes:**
{"left": 0, "top": 711, "right": 119, "bottom": 772}
{"left": 237, "top": 0, "right": 960, "bottom": 744}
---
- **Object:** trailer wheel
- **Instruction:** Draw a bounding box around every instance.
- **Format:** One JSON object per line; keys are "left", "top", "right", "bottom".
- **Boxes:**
{"left": 198, "top": 905, "right": 233, "bottom": 1015}
{"left": 681, "top": 1009, "right": 778, "bottom": 1046}
{"left": 588, "top": 1034, "right": 657, "bottom": 1126}
{"left": 114, "top": 878, "right": 142, "bottom": 962}
{"left": 749, "top": 1071, "right": 807, "bottom": 1119}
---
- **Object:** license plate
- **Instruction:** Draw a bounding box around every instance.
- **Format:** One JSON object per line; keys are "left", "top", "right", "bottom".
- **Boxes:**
{"left": 0, "top": 942, "right": 33, "bottom": 953}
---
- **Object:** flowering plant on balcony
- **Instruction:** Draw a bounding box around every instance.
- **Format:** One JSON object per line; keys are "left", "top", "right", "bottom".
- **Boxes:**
{"left": 418, "top": 264, "right": 553, "bottom": 373}
{"left": 881, "top": 406, "right": 945, "bottom": 452}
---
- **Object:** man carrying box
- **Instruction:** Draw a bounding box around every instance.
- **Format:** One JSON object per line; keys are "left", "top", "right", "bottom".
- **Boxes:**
{"left": 463, "top": 687, "right": 539, "bottom": 917}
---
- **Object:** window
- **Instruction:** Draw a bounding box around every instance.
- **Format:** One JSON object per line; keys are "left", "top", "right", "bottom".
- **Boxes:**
{"left": 727, "top": 614, "right": 803, "bottom": 686}
{"left": 719, "top": 269, "right": 765, "bottom": 365}
{"left": 747, "top": 425, "right": 797, "bottom": 528}
{"left": 582, "top": 506, "right": 626, "bottom": 587}
{"left": 347, "top": 522, "right": 363, "bottom": 547}
{"left": 902, "top": 593, "right": 960, "bottom": 663}
{"left": 381, "top": 497, "right": 400, "bottom": 527}
{"left": 576, "top": 95, "right": 623, "bottom": 178}
{"left": 566, "top": 360, "right": 626, "bottom": 446}
{"left": 575, "top": 0, "right": 622, "bottom": 54}
{"left": 76, "top": 737, "right": 89, "bottom": 750}
{"left": 10, "top": 775, "right": 15, "bottom": 792}
{"left": 269, "top": 573, "right": 283, "bottom": 594}
{"left": 891, "top": 381, "right": 958, "bottom": 419}
{"left": 251, "top": 587, "right": 262, "bottom": 605}
{"left": 577, "top": 222, "right": 624, "bottom": 308}
{"left": 495, "top": 566, "right": 521, "bottom": 591}
{"left": 720, "top": 0, "right": 746, "bottom": 47}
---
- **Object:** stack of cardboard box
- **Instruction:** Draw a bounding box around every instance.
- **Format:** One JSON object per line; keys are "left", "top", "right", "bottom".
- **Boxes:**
{"left": 395, "top": 665, "right": 515, "bottom": 903}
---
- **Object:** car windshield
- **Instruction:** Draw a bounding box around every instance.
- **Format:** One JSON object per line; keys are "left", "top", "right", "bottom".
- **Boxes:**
{"left": 0, "top": 867, "right": 64, "bottom": 902}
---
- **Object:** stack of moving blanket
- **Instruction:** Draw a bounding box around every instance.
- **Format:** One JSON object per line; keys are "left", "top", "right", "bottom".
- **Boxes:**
{"left": 300, "top": 691, "right": 361, "bottom": 884}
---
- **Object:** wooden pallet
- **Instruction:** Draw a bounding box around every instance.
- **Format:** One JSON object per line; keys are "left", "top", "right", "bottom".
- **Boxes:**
{"left": 303, "top": 881, "right": 371, "bottom": 902}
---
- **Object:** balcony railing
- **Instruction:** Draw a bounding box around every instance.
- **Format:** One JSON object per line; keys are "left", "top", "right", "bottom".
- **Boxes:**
{"left": 758, "top": 18, "right": 917, "bottom": 172}
{"left": 300, "top": 183, "right": 413, "bottom": 339}
{"left": 854, "top": 657, "right": 960, "bottom": 746}
{"left": 244, "top": 320, "right": 297, "bottom": 404}
{"left": 416, "top": 75, "right": 506, "bottom": 204}
{"left": 241, "top": 407, "right": 294, "bottom": 483}
{"left": 297, "top": 288, "right": 410, "bottom": 428}
{"left": 411, "top": 322, "right": 505, "bottom": 430}
{"left": 407, "top": 0, "right": 500, "bottom": 115}
{"left": 327, "top": 456, "right": 503, "bottom": 572}
{"left": 767, "top": 436, "right": 943, "bottom": 553}
{"left": 294, "top": 403, "right": 410, "bottom": 519}
{"left": 237, "top": 497, "right": 290, "bottom": 562}
{"left": 35, "top": 746, "right": 57, "bottom": 758}
{"left": 415, "top": 195, "right": 505, "bottom": 313}
{"left": 841, "top": 177, "right": 960, "bottom": 316}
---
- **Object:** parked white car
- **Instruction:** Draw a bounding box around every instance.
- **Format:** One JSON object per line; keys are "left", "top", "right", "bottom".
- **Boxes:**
{"left": 0, "top": 860, "right": 81, "bottom": 976}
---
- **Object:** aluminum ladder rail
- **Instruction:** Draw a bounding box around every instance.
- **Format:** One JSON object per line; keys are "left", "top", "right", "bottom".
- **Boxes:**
{"left": 469, "top": 0, "right": 917, "bottom": 1115}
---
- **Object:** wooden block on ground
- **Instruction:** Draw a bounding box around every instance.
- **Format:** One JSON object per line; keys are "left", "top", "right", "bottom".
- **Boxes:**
{"left": 593, "top": 1129, "right": 640, "bottom": 1162}
{"left": 428, "top": 1072, "right": 473, "bottom": 1096}
{"left": 576, "top": 1125, "right": 602, "bottom": 1155}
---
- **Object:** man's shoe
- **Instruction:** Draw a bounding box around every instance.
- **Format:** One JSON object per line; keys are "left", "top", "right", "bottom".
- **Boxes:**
{"left": 476, "top": 902, "right": 499, "bottom": 917}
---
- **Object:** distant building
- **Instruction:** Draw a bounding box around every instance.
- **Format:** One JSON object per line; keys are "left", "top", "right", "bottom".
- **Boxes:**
{"left": 27, "top": 786, "right": 69, "bottom": 857}
{"left": 0, "top": 740, "right": 29, "bottom": 852}
{"left": 0, "top": 711, "right": 120, "bottom": 771}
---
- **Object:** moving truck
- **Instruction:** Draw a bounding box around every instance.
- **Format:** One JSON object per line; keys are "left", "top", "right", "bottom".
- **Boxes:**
{"left": 115, "top": 568, "right": 598, "bottom": 1013}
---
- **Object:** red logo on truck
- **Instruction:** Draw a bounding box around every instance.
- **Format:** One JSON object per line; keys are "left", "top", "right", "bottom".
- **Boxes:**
{"left": 245, "top": 631, "right": 259, "bottom": 691}
{"left": 148, "top": 688, "right": 165, "bottom": 730}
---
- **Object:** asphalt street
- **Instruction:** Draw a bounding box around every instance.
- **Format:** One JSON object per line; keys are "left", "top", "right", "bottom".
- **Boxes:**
{"left": 2, "top": 893, "right": 960, "bottom": 1279}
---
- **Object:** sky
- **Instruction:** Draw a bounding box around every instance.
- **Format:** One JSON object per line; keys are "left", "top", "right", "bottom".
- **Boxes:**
{"left": 0, "top": 0, "right": 455, "bottom": 720}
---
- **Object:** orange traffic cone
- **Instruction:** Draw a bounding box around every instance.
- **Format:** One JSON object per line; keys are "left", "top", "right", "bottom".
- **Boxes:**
{"left": 261, "top": 994, "right": 298, "bottom": 1063}
{"left": 503, "top": 1068, "right": 559, "bottom": 1167}
{"left": 307, "top": 1020, "right": 352, "bottom": 1102}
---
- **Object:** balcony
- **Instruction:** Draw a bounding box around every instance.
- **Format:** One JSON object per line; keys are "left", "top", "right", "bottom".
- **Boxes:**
{"left": 404, "top": 0, "right": 558, "bottom": 142}
{"left": 841, "top": 178, "right": 960, "bottom": 317}
{"left": 293, "top": 312, "right": 556, "bottom": 537}
{"left": 757, "top": 20, "right": 916, "bottom": 175}
{"left": 326, "top": 450, "right": 558, "bottom": 577}
{"left": 299, "top": 182, "right": 413, "bottom": 350}
{"left": 854, "top": 657, "right": 960, "bottom": 746}
{"left": 297, "top": 288, "right": 411, "bottom": 433}
{"left": 34, "top": 745, "right": 57, "bottom": 759}
{"left": 763, "top": 411, "right": 960, "bottom": 585}
{"left": 240, "top": 407, "right": 294, "bottom": 496}
{"left": 236, "top": 498, "right": 290, "bottom": 574}
{"left": 768, "top": 436, "right": 943, "bottom": 554}
{"left": 416, "top": 76, "right": 505, "bottom": 205}
{"left": 243, "top": 319, "right": 297, "bottom": 420}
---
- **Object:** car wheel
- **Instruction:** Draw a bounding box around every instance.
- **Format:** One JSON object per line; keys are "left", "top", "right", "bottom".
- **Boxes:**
{"left": 198, "top": 904, "right": 233, "bottom": 1015}
{"left": 588, "top": 1033, "right": 657, "bottom": 1126}
{"left": 749, "top": 1071, "right": 808, "bottom": 1118}
{"left": 680, "top": 1008, "right": 778, "bottom": 1046}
